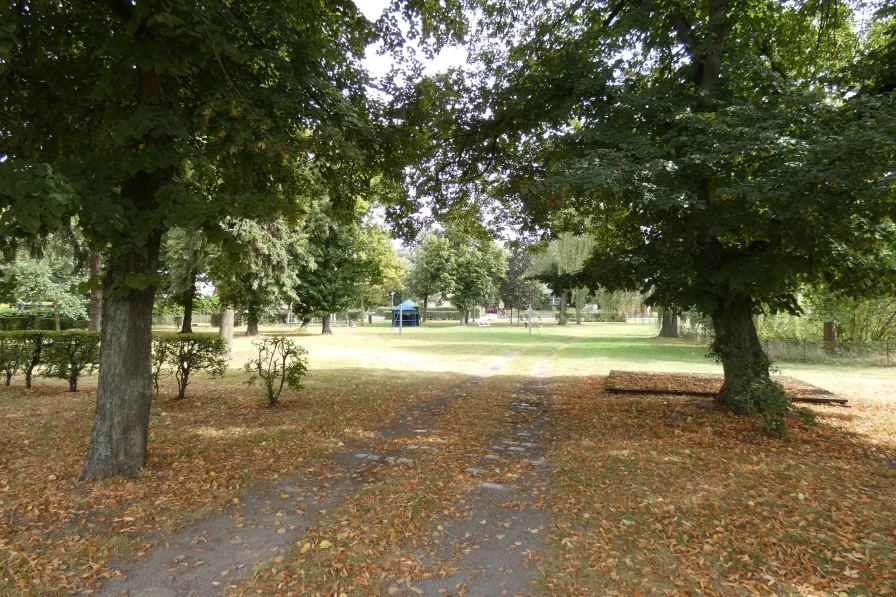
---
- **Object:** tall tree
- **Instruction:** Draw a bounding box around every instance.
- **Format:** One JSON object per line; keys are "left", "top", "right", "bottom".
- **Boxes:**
{"left": 426, "top": 0, "right": 896, "bottom": 418}
{"left": 212, "top": 219, "right": 304, "bottom": 337}
{"left": 500, "top": 248, "right": 541, "bottom": 324}
{"left": 0, "top": 0, "right": 466, "bottom": 478}
{"left": 404, "top": 230, "right": 454, "bottom": 321}
{"left": 160, "top": 228, "right": 212, "bottom": 334}
{"left": 292, "top": 204, "right": 389, "bottom": 334}
{"left": 0, "top": 233, "right": 89, "bottom": 328}
{"left": 530, "top": 234, "right": 594, "bottom": 325}
{"left": 445, "top": 232, "right": 507, "bottom": 325}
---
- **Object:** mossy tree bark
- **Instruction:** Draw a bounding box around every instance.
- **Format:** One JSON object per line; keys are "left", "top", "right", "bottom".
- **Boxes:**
{"left": 219, "top": 306, "right": 235, "bottom": 356}
{"left": 80, "top": 230, "right": 161, "bottom": 481}
{"left": 179, "top": 270, "right": 196, "bottom": 334}
{"left": 711, "top": 298, "right": 770, "bottom": 413}
{"left": 659, "top": 306, "right": 679, "bottom": 338}
{"left": 89, "top": 250, "right": 103, "bottom": 332}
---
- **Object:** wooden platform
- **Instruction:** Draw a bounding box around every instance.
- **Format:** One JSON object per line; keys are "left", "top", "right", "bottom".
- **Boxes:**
{"left": 606, "top": 370, "right": 849, "bottom": 406}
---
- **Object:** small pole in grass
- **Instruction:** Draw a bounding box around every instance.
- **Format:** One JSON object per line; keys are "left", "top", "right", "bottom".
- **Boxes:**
{"left": 399, "top": 303, "right": 403, "bottom": 336}
{"left": 528, "top": 303, "right": 532, "bottom": 335}
{"left": 887, "top": 340, "right": 890, "bottom": 366}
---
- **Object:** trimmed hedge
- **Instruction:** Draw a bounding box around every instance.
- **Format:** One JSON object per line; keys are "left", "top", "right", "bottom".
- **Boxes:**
{"left": 0, "top": 317, "right": 88, "bottom": 331}
{"left": 554, "top": 311, "right": 627, "bottom": 323}
{"left": 372, "top": 306, "right": 484, "bottom": 321}
{"left": 41, "top": 330, "right": 101, "bottom": 391}
{"left": 0, "top": 330, "right": 100, "bottom": 390}
{"left": 0, "top": 330, "right": 229, "bottom": 395}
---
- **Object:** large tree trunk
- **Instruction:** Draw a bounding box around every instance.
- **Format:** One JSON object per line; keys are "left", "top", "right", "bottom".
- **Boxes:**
{"left": 659, "top": 306, "right": 679, "bottom": 338}
{"left": 359, "top": 298, "right": 365, "bottom": 326}
{"left": 322, "top": 314, "right": 333, "bottom": 335}
{"left": 246, "top": 309, "right": 259, "bottom": 336}
{"left": 558, "top": 292, "right": 568, "bottom": 325}
{"left": 711, "top": 298, "right": 769, "bottom": 413}
{"left": 575, "top": 304, "right": 582, "bottom": 325}
{"left": 53, "top": 302, "right": 61, "bottom": 331}
{"left": 823, "top": 321, "right": 838, "bottom": 351}
{"left": 422, "top": 296, "right": 428, "bottom": 323}
{"left": 179, "top": 270, "right": 196, "bottom": 334}
{"left": 89, "top": 250, "right": 103, "bottom": 332}
{"left": 80, "top": 233, "right": 161, "bottom": 481}
{"left": 219, "top": 307, "right": 235, "bottom": 357}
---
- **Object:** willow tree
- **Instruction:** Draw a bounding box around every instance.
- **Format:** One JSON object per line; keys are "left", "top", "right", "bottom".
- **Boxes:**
{"left": 425, "top": 0, "right": 896, "bottom": 420}
{"left": 0, "top": 0, "right": 459, "bottom": 480}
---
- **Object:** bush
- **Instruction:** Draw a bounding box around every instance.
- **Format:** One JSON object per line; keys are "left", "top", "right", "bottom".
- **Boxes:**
{"left": 0, "top": 308, "right": 54, "bottom": 319}
{"left": 0, "top": 316, "right": 88, "bottom": 331}
{"left": 553, "top": 311, "right": 627, "bottom": 323}
{"left": 12, "top": 331, "right": 53, "bottom": 388}
{"left": 244, "top": 336, "right": 308, "bottom": 406}
{"left": 41, "top": 330, "right": 101, "bottom": 391}
{"left": 152, "top": 333, "right": 228, "bottom": 399}
{"left": 0, "top": 334, "right": 23, "bottom": 386}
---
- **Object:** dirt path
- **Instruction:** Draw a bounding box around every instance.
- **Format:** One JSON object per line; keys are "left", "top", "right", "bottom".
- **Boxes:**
{"left": 409, "top": 340, "right": 576, "bottom": 597}
{"left": 94, "top": 347, "right": 543, "bottom": 597}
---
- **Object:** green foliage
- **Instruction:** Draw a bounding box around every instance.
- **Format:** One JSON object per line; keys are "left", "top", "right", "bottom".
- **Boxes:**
{"left": 0, "top": 330, "right": 98, "bottom": 390}
{"left": 212, "top": 219, "right": 306, "bottom": 331}
{"left": 404, "top": 231, "right": 455, "bottom": 313}
{"left": 151, "top": 334, "right": 228, "bottom": 400}
{"left": 0, "top": 307, "right": 56, "bottom": 319}
{"left": 0, "top": 314, "right": 87, "bottom": 331}
{"left": 444, "top": 231, "right": 507, "bottom": 321}
{"left": 153, "top": 295, "right": 220, "bottom": 317}
{"left": 0, "top": 334, "right": 23, "bottom": 386}
{"left": 554, "top": 311, "right": 626, "bottom": 323}
{"left": 292, "top": 203, "right": 397, "bottom": 330}
{"left": 415, "top": 0, "right": 895, "bottom": 426}
{"left": 0, "top": 232, "right": 89, "bottom": 322}
{"left": 758, "top": 291, "right": 896, "bottom": 343}
{"left": 11, "top": 331, "right": 52, "bottom": 389}
{"left": 724, "top": 374, "right": 794, "bottom": 438}
{"left": 41, "top": 330, "right": 101, "bottom": 392}
{"left": 243, "top": 337, "right": 308, "bottom": 406}
{"left": 500, "top": 248, "right": 542, "bottom": 312}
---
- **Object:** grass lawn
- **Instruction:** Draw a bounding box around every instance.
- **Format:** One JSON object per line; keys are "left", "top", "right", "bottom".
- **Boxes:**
{"left": 0, "top": 321, "right": 893, "bottom": 596}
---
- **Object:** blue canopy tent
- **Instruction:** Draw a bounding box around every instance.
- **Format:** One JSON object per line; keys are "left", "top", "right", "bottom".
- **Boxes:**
{"left": 391, "top": 300, "right": 420, "bottom": 327}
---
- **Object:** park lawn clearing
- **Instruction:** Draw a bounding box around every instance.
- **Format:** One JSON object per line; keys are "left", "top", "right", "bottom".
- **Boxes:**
{"left": 0, "top": 323, "right": 894, "bottom": 597}
{"left": 606, "top": 370, "right": 850, "bottom": 405}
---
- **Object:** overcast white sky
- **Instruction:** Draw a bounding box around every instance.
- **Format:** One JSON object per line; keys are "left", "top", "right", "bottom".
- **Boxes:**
{"left": 354, "top": 0, "right": 468, "bottom": 79}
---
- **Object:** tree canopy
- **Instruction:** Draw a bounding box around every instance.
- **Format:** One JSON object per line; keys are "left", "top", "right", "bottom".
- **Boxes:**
{"left": 418, "top": 0, "right": 896, "bottom": 422}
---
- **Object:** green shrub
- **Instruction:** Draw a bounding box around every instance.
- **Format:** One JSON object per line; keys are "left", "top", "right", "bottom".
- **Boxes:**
{"left": 11, "top": 331, "right": 53, "bottom": 388}
{"left": 152, "top": 333, "right": 228, "bottom": 399}
{"left": 0, "top": 334, "right": 23, "bottom": 386}
{"left": 0, "top": 316, "right": 88, "bottom": 331}
{"left": 244, "top": 336, "right": 308, "bottom": 406}
{"left": 41, "top": 330, "right": 101, "bottom": 391}
{"left": 0, "top": 307, "right": 55, "bottom": 319}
